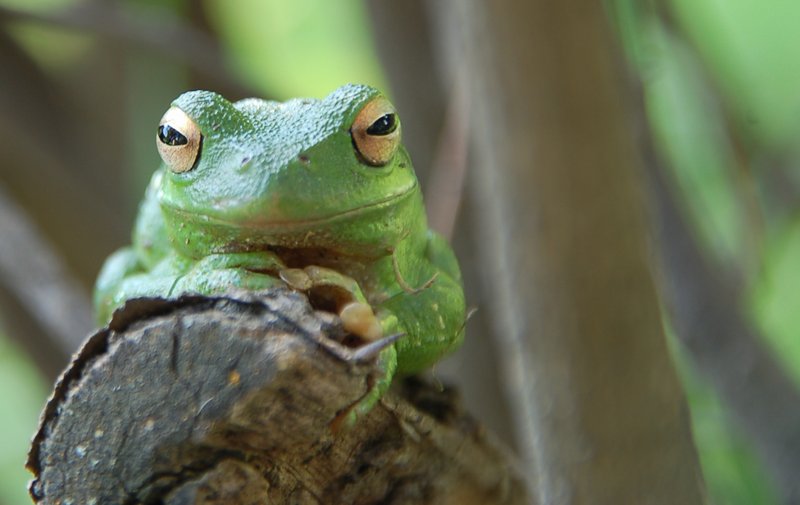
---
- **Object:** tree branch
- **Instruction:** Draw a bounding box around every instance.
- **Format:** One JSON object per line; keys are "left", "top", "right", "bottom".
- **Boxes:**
{"left": 0, "top": 184, "right": 92, "bottom": 376}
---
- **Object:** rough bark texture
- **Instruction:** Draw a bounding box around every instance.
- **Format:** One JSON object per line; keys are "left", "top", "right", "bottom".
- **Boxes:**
{"left": 429, "top": 1, "right": 708, "bottom": 503}
{"left": 27, "top": 289, "right": 528, "bottom": 505}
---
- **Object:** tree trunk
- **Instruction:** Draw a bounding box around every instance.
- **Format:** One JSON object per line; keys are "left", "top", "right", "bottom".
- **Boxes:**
{"left": 429, "top": 1, "right": 708, "bottom": 503}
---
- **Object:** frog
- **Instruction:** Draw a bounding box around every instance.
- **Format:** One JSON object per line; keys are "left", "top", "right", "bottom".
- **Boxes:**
{"left": 94, "top": 84, "right": 466, "bottom": 423}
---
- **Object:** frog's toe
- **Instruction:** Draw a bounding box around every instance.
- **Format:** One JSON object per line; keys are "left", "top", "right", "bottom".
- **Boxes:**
{"left": 278, "top": 268, "right": 313, "bottom": 290}
{"left": 339, "top": 301, "right": 383, "bottom": 341}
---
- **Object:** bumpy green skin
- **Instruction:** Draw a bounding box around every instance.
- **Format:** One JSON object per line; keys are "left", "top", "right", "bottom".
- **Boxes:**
{"left": 94, "top": 84, "right": 466, "bottom": 418}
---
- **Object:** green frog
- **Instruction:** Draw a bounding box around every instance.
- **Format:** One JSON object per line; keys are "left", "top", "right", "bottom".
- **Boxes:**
{"left": 94, "top": 84, "right": 466, "bottom": 421}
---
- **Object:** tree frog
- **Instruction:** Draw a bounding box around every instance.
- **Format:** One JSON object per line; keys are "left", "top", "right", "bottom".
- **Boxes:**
{"left": 94, "top": 84, "right": 466, "bottom": 421}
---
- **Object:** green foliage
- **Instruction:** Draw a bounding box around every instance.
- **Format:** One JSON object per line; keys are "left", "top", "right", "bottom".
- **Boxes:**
{"left": 0, "top": 332, "right": 49, "bottom": 505}
{"left": 644, "top": 23, "right": 745, "bottom": 268}
{"left": 1, "top": 0, "right": 90, "bottom": 71}
{"left": 670, "top": 0, "right": 800, "bottom": 150}
{"left": 203, "top": 0, "right": 386, "bottom": 99}
{"left": 753, "top": 222, "right": 800, "bottom": 385}
{"left": 615, "top": 0, "right": 800, "bottom": 502}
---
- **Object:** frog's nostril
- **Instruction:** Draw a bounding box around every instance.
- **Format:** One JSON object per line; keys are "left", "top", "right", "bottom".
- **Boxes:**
{"left": 241, "top": 156, "right": 251, "bottom": 166}
{"left": 298, "top": 154, "right": 311, "bottom": 165}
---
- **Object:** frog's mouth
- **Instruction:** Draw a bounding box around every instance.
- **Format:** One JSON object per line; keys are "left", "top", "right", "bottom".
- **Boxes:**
{"left": 163, "top": 180, "right": 417, "bottom": 251}
{"left": 243, "top": 180, "right": 417, "bottom": 229}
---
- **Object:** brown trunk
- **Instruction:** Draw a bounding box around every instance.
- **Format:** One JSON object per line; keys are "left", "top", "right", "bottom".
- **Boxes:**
{"left": 431, "top": 1, "right": 707, "bottom": 502}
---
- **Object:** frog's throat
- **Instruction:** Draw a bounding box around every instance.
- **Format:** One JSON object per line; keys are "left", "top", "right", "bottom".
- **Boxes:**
{"left": 161, "top": 180, "right": 417, "bottom": 231}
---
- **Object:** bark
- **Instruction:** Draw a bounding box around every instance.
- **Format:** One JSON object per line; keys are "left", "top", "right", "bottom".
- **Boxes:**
{"left": 28, "top": 289, "right": 529, "bottom": 505}
{"left": 430, "top": 1, "right": 707, "bottom": 503}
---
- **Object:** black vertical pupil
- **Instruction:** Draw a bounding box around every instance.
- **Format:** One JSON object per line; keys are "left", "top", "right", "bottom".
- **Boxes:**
{"left": 366, "top": 113, "right": 397, "bottom": 136}
{"left": 158, "top": 124, "right": 188, "bottom": 146}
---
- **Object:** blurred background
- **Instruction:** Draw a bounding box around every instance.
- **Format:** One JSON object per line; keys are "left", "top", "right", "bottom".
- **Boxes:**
{"left": 1, "top": 0, "right": 799, "bottom": 503}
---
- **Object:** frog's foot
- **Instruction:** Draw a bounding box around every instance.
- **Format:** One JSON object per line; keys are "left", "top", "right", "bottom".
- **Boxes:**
{"left": 333, "top": 343, "right": 398, "bottom": 429}
{"left": 279, "top": 265, "right": 383, "bottom": 341}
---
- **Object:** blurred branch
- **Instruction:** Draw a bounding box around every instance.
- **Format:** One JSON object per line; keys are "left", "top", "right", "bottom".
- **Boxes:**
{"left": 0, "top": 27, "right": 129, "bottom": 287}
{"left": 0, "top": 1, "right": 254, "bottom": 97}
{"left": 644, "top": 135, "right": 800, "bottom": 503}
{"left": 0, "top": 184, "right": 92, "bottom": 378}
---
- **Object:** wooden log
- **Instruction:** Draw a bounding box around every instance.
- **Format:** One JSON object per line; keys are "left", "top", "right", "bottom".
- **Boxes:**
{"left": 27, "top": 289, "right": 529, "bottom": 505}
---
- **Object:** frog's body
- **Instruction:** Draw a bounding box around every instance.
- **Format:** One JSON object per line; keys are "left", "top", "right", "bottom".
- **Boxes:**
{"left": 94, "top": 85, "right": 465, "bottom": 418}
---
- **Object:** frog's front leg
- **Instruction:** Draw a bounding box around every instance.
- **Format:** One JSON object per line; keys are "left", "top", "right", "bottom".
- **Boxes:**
{"left": 279, "top": 265, "right": 384, "bottom": 342}
{"left": 377, "top": 232, "right": 467, "bottom": 376}
{"left": 332, "top": 265, "right": 463, "bottom": 425}
{"left": 171, "top": 251, "right": 287, "bottom": 296}
{"left": 273, "top": 264, "right": 399, "bottom": 426}
{"left": 337, "top": 342, "right": 398, "bottom": 427}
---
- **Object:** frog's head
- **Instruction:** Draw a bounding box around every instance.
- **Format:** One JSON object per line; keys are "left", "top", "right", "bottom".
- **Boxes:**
{"left": 154, "top": 84, "right": 423, "bottom": 260}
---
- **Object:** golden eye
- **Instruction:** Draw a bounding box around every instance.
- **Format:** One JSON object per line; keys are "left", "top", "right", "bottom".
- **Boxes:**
{"left": 156, "top": 106, "right": 201, "bottom": 173}
{"left": 350, "top": 97, "right": 401, "bottom": 166}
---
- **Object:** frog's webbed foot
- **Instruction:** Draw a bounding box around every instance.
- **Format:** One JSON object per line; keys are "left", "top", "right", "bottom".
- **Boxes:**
{"left": 279, "top": 265, "right": 383, "bottom": 342}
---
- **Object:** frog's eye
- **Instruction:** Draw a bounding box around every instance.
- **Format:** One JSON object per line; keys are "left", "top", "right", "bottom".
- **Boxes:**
{"left": 156, "top": 106, "right": 201, "bottom": 173}
{"left": 351, "top": 97, "right": 401, "bottom": 166}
